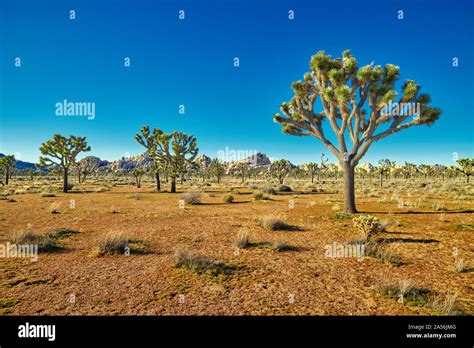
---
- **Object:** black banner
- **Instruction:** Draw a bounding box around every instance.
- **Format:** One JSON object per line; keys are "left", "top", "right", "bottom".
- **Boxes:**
{"left": 0, "top": 316, "right": 472, "bottom": 347}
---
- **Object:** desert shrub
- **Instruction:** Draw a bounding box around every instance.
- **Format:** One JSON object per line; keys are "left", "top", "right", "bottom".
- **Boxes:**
{"left": 262, "top": 187, "right": 277, "bottom": 195}
{"left": 363, "top": 240, "right": 404, "bottom": 266}
{"left": 353, "top": 215, "right": 383, "bottom": 241}
{"left": 278, "top": 185, "right": 292, "bottom": 192}
{"left": 174, "top": 249, "right": 213, "bottom": 273}
{"left": 253, "top": 192, "right": 270, "bottom": 201}
{"left": 453, "top": 258, "right": 466, "bottom": 273}
{"left": 94, "top": 231, "right": 129, "bottom": 256}
{"left": 431, "top": 202, "right": 447, "bottom": 211}
{"left": 234, "top": 232, "right": 251, "bottom": 249}
{"left": 8, "top": 230, "right": 59, "bottom": 252}
{"left": 373, "top": 279, "right": 431, "bottom": 307}
{"left": 48, "top": 202, "right": 61, "bottom": 214}
{"left": 259, "top": 216, "right": 291, "bottom": 231}
{"left": 181, "top": 191, "right": 201, "bottom": 205}
{"left": 223, "top": 194, "right": 234, "bottom": 203}
{"left": 431, "top": 292, "right": 462, "bottom": 315}
{"left": 273, "top": 239, "right": 290, "bottom": 252}
{"left": 41, "top": 192, "right": 56, "bottom": 197}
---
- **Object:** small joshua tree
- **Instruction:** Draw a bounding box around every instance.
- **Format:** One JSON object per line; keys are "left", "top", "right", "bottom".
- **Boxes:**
{"left": 236, "top": 162, "right": 249, "bottom": 183}
{"left": 378, "top": 159, "right": 395, "bottom": 187}
{"left": 270, "top": 159, "right": 292, "bottom": 185}
{"left": 455, "top": 158, "right": 473, "bottom": 183}
{"left": 132, "top": 168, "right": 145, "bottom": 188}
{"left": 75, "top": 156, "right": 98, "bottom": 183}
{"left": 209, "top": 158, "right": 225, "bottom": 183}
{"left": 274, "top": 50, "right": 441, "bottom": 213}
{"left": 0, "top": 155, "right": 16, "bottom": 185}
{"left": 38, "top": 134, "right": 91, "bottom": 193}
{"left": 402, "top": 161, "right": 417, "bottom": 180}
{"left": 306, "top": 162, "right": 319, "bottom": 183}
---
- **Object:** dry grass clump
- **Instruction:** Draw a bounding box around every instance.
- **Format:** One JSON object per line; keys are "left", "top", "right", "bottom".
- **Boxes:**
{"left": 259, "top": 216, "right": 291, "bottom": 231}
{"left": 363, "top": 240, "right": 404, "bottom": 266}
{"left": 41, "top": 192, "right": 56, "bottom": 197}
{"left": 93, "top": 231, "right": 129, "bottom": 256}
{"left": 262, "top": 187, "right": 277, "bottom": 195}
{"left": 223, "top": 194, "right": 234, "bottom": 203}
{"left": 453, "top": 258, "right": 466, "bottom": 273}
{"left": 8, "top": 230, "right": 59, "bottom": 252}
{"left": 181, "top": 191, "right": 201, "bottom": 205}
{"left": 234, "top": 232, "right": 251, "bottom": 249}
{"left": 48, "top": 202, "right": 61, "bottom": 214}
{"left": 431, "top": 292, "right": 462, "bottom": 315}
{"left": 273, "top": 239, "right": 290, "bottom": 252}
{"left": 373, "top": 279, "right": 431, "bottom": 307}
{"left": 352, "top": 215, "right": 383, "bottom": 241}
{"left": 174, "top": 249, "right": 236, "bottom": 276}
{"left": 253, "top": 191, "right": 271, "bottom": 201}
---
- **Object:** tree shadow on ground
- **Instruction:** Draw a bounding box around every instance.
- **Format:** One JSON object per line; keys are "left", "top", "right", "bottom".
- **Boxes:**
{"left": 376, "top": 237, "right": 439, "bottom": 244}
{"left": 360, "top": 210, "right": 473, "bottom": 215}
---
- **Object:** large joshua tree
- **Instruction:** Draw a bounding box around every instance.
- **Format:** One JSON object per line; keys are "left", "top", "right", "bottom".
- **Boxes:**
{"left": 274, "top": 50, "right": 441, "bottom": 213}
{"left": 151, "top": 131, "right": 198, "bottom": 193}
{"left": 135, "top": 126, "right": 164, "bottom": 191}
{"left": 39, "top": 134, "right": 91, "bottom": 193}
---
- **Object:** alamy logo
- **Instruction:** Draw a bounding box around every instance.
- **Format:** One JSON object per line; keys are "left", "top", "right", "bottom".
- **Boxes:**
{"left": 324, "top": 242, "right": 365, "bottom": 262}
{"left": 55, "top": 99, "right": 95, "bottom": 120}
{"left": 0, "top": 242, "right": 38, "bottom": 262}
{"left": 18, "top": 322, "right": 56, "bottom": 341}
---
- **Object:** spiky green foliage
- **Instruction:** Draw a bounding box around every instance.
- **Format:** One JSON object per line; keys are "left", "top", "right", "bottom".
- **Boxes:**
{"left": 402, "top": 162, "right": 417, "bottom": 179}
{"left": 269, "top": 159, "right": 292, "bottom": 185}
{"left": 236, "top": 162, "right": 249, "bottom": 183}
{"left": 208, "top": 158, "right": 226, "bottom": 183}
{"left": 0, "top": 155, "right": 16, "bottom": 185}
{"left": 274, "top": 50, "right": 442, "bottom": 212}
{"left": 38, "top": 134, "right": 90, "bottom": 192}
{"left": 131, "top": 168, "right": 145, "bottom": 188}
{"left": 305, "top": 162, "right": 319, "bottom": 183}
{"left": 135, "top": 126, "right": 164, "bottom": 191}
{"left": 455, "top": 158, "right": 474, "bottom": 183}
{"left": 149, "top": 131, "right": 198, "bottom": 192}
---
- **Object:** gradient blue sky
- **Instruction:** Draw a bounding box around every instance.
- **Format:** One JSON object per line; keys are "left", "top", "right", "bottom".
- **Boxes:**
{"left": 1, "top": 0, "right": 473, "bottom": 165}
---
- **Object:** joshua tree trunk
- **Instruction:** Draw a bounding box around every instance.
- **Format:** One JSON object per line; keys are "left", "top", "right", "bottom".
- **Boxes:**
{"left": 343, "top": 163, "right": 357, "bottom": 213}
{"left": 217, "top": 176, "right": 221, "bottom": 184}
{"left": 171, "top": 177, "right": 176, "bottom": 193}
{"left": 379, "top": 172, "right": 383, "bottom": 188}
{"left": 63, "top": 169, "right": 68, "bottom": 193}
{"left": 311, "top": 174, "right": 314, "bottom": 183}
{"left": 5, "top": 168, "right": 10, "bottom": 185}
{"left": 155, "top": 172, "right": 161, "bottom": 191}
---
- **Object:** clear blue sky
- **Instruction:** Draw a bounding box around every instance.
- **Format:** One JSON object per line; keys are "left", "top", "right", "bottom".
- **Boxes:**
{"left": 0, "top": 0, "right": 473, "bottom": 165}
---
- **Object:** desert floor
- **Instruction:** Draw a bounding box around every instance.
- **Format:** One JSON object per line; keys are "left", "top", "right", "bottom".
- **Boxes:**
{"left": 0, "top": 178, "right": 473, "bottom": 315}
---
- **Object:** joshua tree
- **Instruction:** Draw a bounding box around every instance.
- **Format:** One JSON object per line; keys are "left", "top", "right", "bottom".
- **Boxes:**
{"left": 274, "top": 50, "right": 441, "bottom": 212}
{"left": 417, "top": 164, "right": 433, "bottom": 178}
{"left": 75, "top": 156, "right": 98, "bottom": 183}
{"left": 402, "top": 161, "right": 417, "bottom": 179}
{"left": 455, "top": 158, "right": 473, "bottom": 183}
{"left": 208, "top": 158, "right": 225, "bottom": 183}
{"left": 235, "top": 162, "right": 249, "bottom": 183}
{"left": 306, "top": 162, "right": 319, "bottom": 183}
{"left": 38, "top": 134, "right": 91, "bottom": 193}
{"left": 0, "top": 155, "right": 16, "bottom": 185}
{"left": 377, "top": 159, "right": 395, "bottom": 187}
{"left": 270, "top": 159, "right": 292, "bottom": 185}
{"left": 135, "top": 126, "right": 163, "bottom": 191}
{"left": 150, "top": 131, "right": 198, "bottom": 193}
{"left": 132, "top": 168, "right": 145, "bottom": 188}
